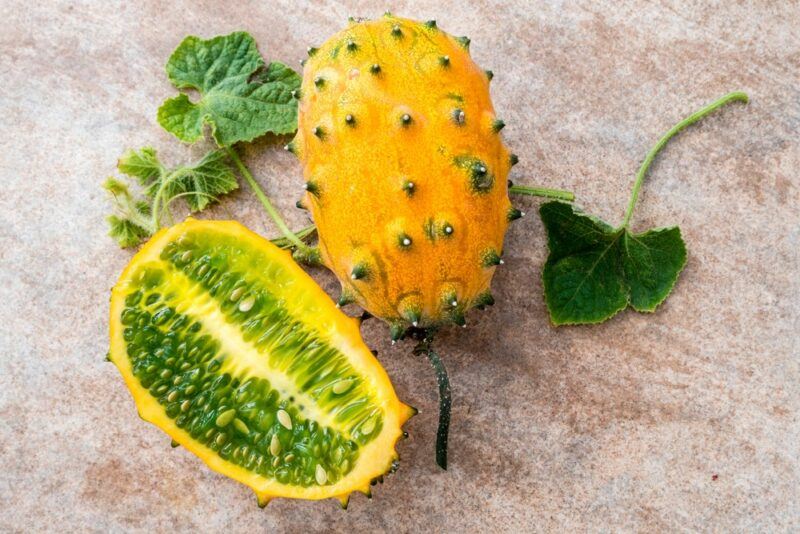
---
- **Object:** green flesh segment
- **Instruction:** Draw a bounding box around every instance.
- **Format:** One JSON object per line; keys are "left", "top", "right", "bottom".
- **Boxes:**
{"left": 118, "top": 230, "right": 385, "bottom": 488}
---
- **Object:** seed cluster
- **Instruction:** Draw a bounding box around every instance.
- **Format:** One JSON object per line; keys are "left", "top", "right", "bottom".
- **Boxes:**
{"left": 118, "top": 232, "right": 392, "bottom": 487}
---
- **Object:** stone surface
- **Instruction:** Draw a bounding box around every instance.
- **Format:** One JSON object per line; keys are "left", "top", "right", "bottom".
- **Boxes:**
{"left": 1, "top": 1, "right": 798, "bottom": 532}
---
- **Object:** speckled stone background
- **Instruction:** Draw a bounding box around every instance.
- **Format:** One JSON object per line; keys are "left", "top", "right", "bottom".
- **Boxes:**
{"left": 1, "top": 0, "right": 798, "bottom": 532}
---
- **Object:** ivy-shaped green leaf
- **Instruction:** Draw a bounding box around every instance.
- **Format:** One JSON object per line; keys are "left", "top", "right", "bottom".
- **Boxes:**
{"left": 539, "top": 92, "right": 748, "bottom": 325}
{"left": 157, "top": 31, "right": 301, "bottom": 146}
{"left": 540, "top": 201, "right": 686, "bottom": 324}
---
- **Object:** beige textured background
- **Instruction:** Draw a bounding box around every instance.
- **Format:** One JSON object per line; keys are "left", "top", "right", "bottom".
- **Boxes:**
{"left": 1, "top": 1, "right": 798, "bottom": 532}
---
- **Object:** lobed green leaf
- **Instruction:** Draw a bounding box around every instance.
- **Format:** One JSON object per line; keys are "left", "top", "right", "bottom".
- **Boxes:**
{"left": 540, "top": 201, "right": 687, "bottom": 325}
{"left": 157, "top": 32, "right": 301, "bottom": 147}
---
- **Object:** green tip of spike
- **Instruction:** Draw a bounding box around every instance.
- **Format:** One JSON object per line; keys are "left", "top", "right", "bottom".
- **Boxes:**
{"left": 507, "top": 207, "right": 524, "bottom": 221}
{"left": 425, "top": 20, "right": 437, "bottom": 29}
{"left": 509, "top": 153, "right": 519, "bottom": 166}
{"left": 312, "top": 126, "right": 326, "bottom": 139}
{"left": 450, "top": 309, "right": 466, "bottom": 327}
{"left": 304, "top": 180, "right": 320, "bottom": 196}
{"left": 400, "top": 113, "right": 412, "bottom": 126}
{"left": 284, "top": 141, "right": 297, "bottom": 154}
{"left": 481, "top": 249, "right": 503, "bottom": 268}
{"left": 170, "top": 439, "right": 180, "bottom": 448}
{"left": 313, "top": 76, "right": 325, "bottom": 88}
{"left": 402, "top": 179, "right": 415, "bottom": 196}
{"left": 442, "top": 290, "right": 458, "bottom": 309}
{"left": 337, "top": 290, "right": 355, "bottom": 307}
{"left": 351, "top": 262, "right": 369, "bottom": 281}
{"left": 452, "top": 108, "right": 465, "bottom": 125}
{"left": 307, "top": 46, "right": 318, "bottom": 57}
{"left": 391, "top": 24, "right": 402, "bottom": 37}
{"left": 299, "top": 59, "right": 306, "bottom": 67}
{"left": 397, "top": 233, "right": 413, "bottom": 249}
{"left": 403, "top": 308, "right": 422, "bottom": 327}
{"left": 383, "top": 11, "right": 393, "bottom": 17}
{"left": 345, "top": 113, "right": 356, "bottom": 126}
{"left": 346, "top": 39, "right": 358, "bottom": 52}
{"left": 290, "top": 88, "right": 302, "bottom": 100}
{"left": 475, "top": 291, "right": 495, "bottom": 308}
{"left": 390, "top": 322, "right": 406, "bottom": 342}
{"left": 492, "top": 119, "right": 506, "bottom": 133}
{"left": 439, "top": 55, "right": 450, "bottom": 67}
{"left": 295, "top": 199, "right": 307, "bottom": 210}
{"left": 458, "top": 156, "right": 493, "bottom": 193}
{"left": 485, "top": 69, "right": 494, "bottom": 81}
{"left": 370, "top": 63, "right": 381, "bottom": 75}
{"left": 456, "top": 36, "right": 471, "bottom": 49}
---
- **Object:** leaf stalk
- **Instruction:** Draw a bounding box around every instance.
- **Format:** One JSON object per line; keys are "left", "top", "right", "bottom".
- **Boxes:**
{"left": 622, "top": 91, "right": 749, "bottom": 228}
{"left": 224, "top": 147, "right": 311, "bottom": 253}
{"left": 509, "top": 184, "right": 574, "bottom": 201}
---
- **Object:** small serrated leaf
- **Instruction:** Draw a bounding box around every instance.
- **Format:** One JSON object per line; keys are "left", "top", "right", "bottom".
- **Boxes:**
{"left": 117, "top": 147, "right": 163, "bottom": 183}
{"left": 106, "top": 215, "right": 150, "bottom": 248}
{"left": 103, "top": 178, "right": 153, "bottom": 248}
{"left": 157, "top": 32, "right": 301, "bottom": 146}
{"left": 160, "top": 150, "right": 239, "bottom": 212}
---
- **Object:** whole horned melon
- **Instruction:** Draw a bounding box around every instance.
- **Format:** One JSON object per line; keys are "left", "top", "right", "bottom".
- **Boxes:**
{"left": 292, "top": 15, "right": 519, "bottom": 337}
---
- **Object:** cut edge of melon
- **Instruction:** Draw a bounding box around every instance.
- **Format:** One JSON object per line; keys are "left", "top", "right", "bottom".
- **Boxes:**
{"left": 109, "top": 218, "right": 416, "bottom": 505}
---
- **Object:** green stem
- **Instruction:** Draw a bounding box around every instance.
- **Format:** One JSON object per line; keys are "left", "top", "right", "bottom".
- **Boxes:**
{"left": 621, "top": 91, "right": 749, "bottom": 228}
{"left": 270, "top": 224, "right": 317, "bottom": 249}
{"left": 413, "top": 335, "right": 451, "bottom": 471}
{"left": 509, "top": 184, "right": 574, "bottom": 201}
{"left": 150, "top": 167, "right": 186, "bottom": 231}
{"left": 225, "top": 147, "right": 309, "bottom": 251}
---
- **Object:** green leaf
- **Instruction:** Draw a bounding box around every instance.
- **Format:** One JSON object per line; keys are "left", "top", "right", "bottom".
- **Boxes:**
{"left": 104, "top": 148, "right": 239, "bottom": 248}
{"left": 538, "top": 92, "right": 746, "bottom": 325}
{"left": 157, "top": 32, "right": 301, "bottom": 146}
{"left": 103, "top": 178, "right": 153, "bottom": 248}
{"left": 147, "top": 150, "right": 238, "bottom": 213}
{"left": 107, "top": 215, "right": 151, "bottom": 248}
{"left": 540, "top": 201, "right": 686, "bottom": 325}
{"left": 117, "top": 147, "right": 163, "bottom": 183}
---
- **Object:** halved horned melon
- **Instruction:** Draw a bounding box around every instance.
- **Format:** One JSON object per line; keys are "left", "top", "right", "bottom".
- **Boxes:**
{"left": 109, "top": 219, "right": 414, "bottom": 506}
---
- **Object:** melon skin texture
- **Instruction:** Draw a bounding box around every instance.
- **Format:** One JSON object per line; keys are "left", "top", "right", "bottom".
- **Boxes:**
{"left": 294, "top": 16, "right": 514, "bottom": 334}
{"left": 109, "top": 219, "right": 414, "bottom": 506}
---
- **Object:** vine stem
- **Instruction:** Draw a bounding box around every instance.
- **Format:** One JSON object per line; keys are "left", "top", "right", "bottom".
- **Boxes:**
{"left": 621, "top": 91, "right": 749, "bottom": 228}
{"left": 225, "top": 146, "right": 309, "bottom": 251}
{"left": 150, "top": 167, "right": 187, "bottom": 232}
{"left": 413, "top": 334, "right": 451, "bottom": 470}
{"left": 509, "top": 184, "right": 574, "bottom": 201}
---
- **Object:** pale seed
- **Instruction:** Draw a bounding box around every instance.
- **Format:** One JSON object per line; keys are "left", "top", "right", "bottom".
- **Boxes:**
{"left": 238, "top": 295, "right": 255, "bottom": 312}
{"left": 270, "top": 434, "right": 281, "bottom": 456}
{"left": 233, "top": 418, "right": 249, "bottom": 435}
{"left": 229, "top": 286, "right": 244, "bottom": 301}
{"left": 360, "top": 417, "right": 376, "bottom": 435}
{"left": 315, "top": 464, "right": 328, "bottom": 485}
{"left": 215, "top": 408, "right": 236, "bottom": 427}
{"left": 332, "top": 379, "right": 353, "bottom": 394}
{"left": 277, "top": 409, "right": 292, "bottom": 430}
